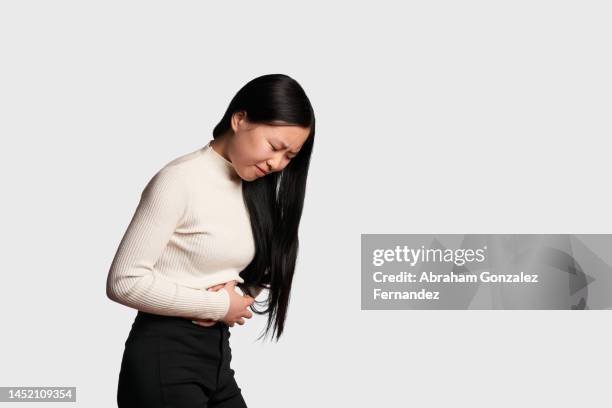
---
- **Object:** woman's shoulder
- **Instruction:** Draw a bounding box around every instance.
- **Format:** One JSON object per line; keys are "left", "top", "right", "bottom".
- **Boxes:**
{"left": 156, "top": 146, "right": 209, "bottom": 179}
{"left": 145, "top": 147, "right": 204, "bottom": 193}
{"left": 162, "top": 146, "right": 206, "bottom": 172}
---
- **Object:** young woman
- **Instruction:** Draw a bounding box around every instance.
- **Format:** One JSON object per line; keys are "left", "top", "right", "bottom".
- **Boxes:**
{"left": 106, "top": 73, "right": 315, "bottom": 407}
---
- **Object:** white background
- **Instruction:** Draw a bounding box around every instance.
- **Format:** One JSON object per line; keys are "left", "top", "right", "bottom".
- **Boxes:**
{"left": 1, "top": 1, "right": 611, "bottom": 407}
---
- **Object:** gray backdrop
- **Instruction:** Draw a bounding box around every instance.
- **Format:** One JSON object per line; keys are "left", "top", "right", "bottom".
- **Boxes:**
{"left": 1, "top": 1, "right": 611, "bottom": 407}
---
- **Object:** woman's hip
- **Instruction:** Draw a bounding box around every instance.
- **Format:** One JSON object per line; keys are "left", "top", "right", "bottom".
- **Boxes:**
{"left": 118, "top": 310, "right": 233, "bottom": 402}
{"left": 125, "top": 311, "right": 229, "bottom": 358}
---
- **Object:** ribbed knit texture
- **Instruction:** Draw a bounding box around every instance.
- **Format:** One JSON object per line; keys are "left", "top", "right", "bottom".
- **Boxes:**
{"left": 106, "top": 141, "right": 262, "bottom": 321}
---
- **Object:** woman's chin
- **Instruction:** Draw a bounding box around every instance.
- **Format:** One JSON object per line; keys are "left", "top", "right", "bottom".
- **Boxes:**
{"left": 241, "top": 171, "right": 259, "bottom": 181}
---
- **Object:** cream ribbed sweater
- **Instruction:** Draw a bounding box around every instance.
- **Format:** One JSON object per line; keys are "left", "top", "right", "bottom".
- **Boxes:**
{"left": 106, "top": 141, "right": 262, "bottom": 321}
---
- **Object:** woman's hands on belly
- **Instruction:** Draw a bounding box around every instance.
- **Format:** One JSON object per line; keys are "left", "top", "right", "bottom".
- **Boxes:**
{"left": 191, "top": 280, "right": 253, "bottom": 327}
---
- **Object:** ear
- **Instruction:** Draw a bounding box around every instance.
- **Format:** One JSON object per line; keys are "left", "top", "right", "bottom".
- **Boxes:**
{"left": 231, "top": 111, "right": 248, "bottom": 132}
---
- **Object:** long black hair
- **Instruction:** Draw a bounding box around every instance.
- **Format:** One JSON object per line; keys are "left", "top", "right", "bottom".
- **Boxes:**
{"left": 212, "top": 74, "right": 315, "bottom": 341}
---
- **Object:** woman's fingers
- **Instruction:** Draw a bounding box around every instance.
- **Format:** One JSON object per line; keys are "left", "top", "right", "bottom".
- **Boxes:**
{"left": 191, "top": 317, "right": 217, "bottom": 327}
{"left": 208, "top": 281, "right": 237, "bottom": 292}
{"left": 204, "top": 280, "right": 254, "bottom": 328}
{"left": 191, "top": 320, "right": 215, "bottom": 327}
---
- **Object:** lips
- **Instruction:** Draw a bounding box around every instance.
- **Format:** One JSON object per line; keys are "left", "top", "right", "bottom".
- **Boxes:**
{"left": 255, "top": 166, "right": 268, "bottom": 176}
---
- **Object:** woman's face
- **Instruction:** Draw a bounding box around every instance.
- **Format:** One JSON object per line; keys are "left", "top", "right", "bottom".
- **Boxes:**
{"left": 227, "top": 111, "right": 311, "bottom": 181}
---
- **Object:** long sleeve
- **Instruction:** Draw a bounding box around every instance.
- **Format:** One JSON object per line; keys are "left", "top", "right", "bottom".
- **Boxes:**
{"left": 106, "top": 165, "right": 230, "bottom": 321}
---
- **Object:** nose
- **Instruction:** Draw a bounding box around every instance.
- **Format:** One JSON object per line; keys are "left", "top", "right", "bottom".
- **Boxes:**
{"left": 266, "top": 155, "right": 284, "bottom": 173}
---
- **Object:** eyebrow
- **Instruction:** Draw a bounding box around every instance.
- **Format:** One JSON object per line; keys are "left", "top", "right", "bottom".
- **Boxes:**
{"left": 276, "top": 139, "right": 300, "bottom": 155}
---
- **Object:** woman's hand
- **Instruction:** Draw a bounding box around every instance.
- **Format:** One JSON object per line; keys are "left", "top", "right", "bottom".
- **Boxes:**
{"left": 220, "top": 281, "right": 255, "bottom": 327}
{"left": 191, "top": 281, "right": 253, "bottom": 327}
{"left": 191, "top": 282, "right": 232, "bottom": 327}
{"left": 208, "top": 282, "right": 228, "bottom": 291}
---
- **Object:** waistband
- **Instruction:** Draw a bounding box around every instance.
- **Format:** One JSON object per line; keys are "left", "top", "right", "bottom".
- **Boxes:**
{"left": 132, "top": 310, "right": 228, "bottom": 333}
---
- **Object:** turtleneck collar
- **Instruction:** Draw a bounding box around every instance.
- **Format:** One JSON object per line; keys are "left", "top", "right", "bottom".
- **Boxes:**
{"left": 201, "top": 140, "right": 242, "bottom": 183}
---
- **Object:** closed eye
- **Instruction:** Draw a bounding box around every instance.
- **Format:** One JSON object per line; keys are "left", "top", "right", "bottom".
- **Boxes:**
{"left": 269, "top": 141, "right": 295, "bottom": 160}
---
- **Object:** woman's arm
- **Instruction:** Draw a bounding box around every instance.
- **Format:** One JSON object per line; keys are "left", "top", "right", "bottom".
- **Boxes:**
{"left": 106, "top": 165, "right": 229, "bottom": 321}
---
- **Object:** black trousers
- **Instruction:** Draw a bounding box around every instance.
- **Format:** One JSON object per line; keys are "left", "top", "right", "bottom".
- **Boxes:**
{"left": 117, "top": 311, "right": 248, "bottom": 408}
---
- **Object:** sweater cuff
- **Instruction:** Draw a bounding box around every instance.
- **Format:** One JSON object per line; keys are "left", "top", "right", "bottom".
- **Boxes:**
{"left": 197, "top": 289, "right": 230, "bottom": 321}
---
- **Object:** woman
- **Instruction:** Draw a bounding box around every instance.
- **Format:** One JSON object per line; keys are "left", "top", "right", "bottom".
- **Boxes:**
{"left": 106, "top": 73, "right": 315, "bottom": 407}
